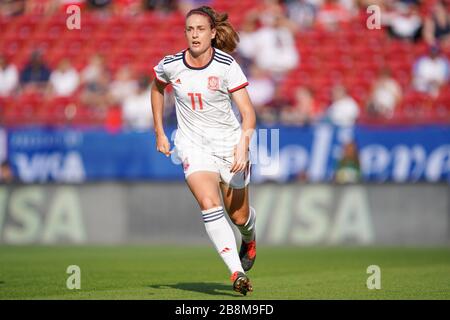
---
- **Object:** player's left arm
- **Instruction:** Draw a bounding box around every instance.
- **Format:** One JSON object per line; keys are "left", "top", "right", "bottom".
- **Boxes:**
{"left": 230, "top": 88, "right": 256, "bottom": 173}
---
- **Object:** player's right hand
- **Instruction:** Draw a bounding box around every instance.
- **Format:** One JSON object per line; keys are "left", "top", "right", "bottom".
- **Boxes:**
{"left": 156, "top": 134, "right": 173, "bottom": 157}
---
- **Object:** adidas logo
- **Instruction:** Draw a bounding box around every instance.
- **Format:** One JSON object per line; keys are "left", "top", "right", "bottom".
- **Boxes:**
{"left": 175, "top": 78, "right": 181, "bottom": 84}
{"left": 220, "top": 247, "right": 231, "bottom": 254}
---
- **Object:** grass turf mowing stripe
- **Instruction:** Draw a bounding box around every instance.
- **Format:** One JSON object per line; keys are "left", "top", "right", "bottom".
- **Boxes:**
{"left": 0, "top": 246, "right": 449, "bottom": 300}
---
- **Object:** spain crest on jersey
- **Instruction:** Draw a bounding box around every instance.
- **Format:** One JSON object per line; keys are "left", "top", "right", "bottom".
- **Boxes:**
{"left": 207, "top": 76, "right": 219, "bottom": 91}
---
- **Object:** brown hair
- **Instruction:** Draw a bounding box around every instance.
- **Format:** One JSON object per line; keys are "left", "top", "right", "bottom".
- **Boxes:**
{"left": 186, "top": 6, "right": 240, "bottom": 54}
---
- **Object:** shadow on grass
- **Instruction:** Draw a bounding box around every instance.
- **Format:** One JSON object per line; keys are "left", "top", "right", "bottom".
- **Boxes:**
{"left": 148, "top": 282, "right": 240, "bottom": 297}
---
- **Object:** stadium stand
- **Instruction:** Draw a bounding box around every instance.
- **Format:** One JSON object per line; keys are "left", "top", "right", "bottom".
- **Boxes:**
{"left": 0, "top": 0, "right": 449, "bottom": 128}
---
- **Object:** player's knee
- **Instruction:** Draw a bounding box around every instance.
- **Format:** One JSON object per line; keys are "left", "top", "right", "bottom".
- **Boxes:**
{"left": 230, "top": 209, "right": 250, "bottom": 226}
{"left": 198, "top": 197, "right": 221, "bottom": 211}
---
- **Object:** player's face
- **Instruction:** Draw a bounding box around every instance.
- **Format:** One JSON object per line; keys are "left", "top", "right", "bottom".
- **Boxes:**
{"left": 185, "top": 14, "right": 216, "bottom": 56}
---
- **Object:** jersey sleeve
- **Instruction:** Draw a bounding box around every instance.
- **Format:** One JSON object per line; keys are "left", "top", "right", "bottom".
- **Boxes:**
{"left": 153, "top": 58, "right": 171, "bottom": 85}
{"left": 226, "top": 60, "right": 249, "bottom": 93}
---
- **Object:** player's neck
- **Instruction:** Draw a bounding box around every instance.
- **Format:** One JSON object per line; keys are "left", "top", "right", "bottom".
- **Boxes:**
{"left": 186, "top": 47, "right": 213, "bottom": 68}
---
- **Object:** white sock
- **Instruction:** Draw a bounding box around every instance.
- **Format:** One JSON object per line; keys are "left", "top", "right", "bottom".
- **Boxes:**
{"left": 202, "top": 206, "right": 244, "bottom": 275}
{"left": 235, "top": 206, "right": 256, "bottom": 243}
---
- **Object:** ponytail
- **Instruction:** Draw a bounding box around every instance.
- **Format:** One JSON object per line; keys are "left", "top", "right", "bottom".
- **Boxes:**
{"left": 186, "top": 6, "right": 240, "bottom": 54}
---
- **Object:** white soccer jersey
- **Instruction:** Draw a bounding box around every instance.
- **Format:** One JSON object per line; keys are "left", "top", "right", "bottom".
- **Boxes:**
{"left": 153, "top": 48, "right": 249, "bottom": 156}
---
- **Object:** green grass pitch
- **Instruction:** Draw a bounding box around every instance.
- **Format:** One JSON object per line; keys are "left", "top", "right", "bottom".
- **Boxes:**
{"left": 0, "top": 246, "right": 449, "bottom": 299}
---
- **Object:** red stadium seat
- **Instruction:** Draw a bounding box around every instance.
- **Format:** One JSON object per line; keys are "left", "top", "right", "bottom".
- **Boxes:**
{"left": 395, "top": 91, "right": 434, "bottom": 123}
{"left": 3, "top": 93, "right": 42, "bottom": 127}
{"left": 432, "top": 89, "right": 450, "bottom": 122}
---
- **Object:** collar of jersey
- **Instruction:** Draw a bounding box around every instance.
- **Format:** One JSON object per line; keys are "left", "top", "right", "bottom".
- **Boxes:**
{"left": 182, "top": 47, "right": 215, "bottom": 70}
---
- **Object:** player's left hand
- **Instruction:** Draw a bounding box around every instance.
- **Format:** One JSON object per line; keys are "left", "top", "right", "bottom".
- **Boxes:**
{"left": 230, "top": 142, "right": 249, "bottom": 173}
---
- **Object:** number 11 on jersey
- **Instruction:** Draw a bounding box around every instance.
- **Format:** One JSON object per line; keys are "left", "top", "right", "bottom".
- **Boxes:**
{"left": 188, "top": 93, "right": 203, "bottom": 110}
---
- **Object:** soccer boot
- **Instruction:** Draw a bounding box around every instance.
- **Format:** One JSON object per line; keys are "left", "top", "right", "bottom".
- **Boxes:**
{"left": 239, "top": 239, "right": 256, "bottom": 272}
{"left": 230, "top": 271, "right": 253, "bottom": 296}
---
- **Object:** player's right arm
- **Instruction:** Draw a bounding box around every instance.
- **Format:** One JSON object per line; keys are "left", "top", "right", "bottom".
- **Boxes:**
{"left": 151, "top": 78, "right": 171, "bottom": 157}
{"left": 152, "top": 57, "right": 173, "bottom": 157}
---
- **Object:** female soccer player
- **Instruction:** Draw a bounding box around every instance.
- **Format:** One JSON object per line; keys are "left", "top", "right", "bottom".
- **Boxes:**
{"left": 151, "top": 6, "right": 257, "bottom": 295}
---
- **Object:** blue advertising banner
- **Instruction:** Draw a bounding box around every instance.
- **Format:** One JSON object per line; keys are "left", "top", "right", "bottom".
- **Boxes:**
{"left": 6, "top": 128, "right": 184, "bottom": 182}
{"left": 5, "top": 125, "right": 450, "bottom": 183}
{"left": 250, "top": 125, "right": 450, "bottom": 183}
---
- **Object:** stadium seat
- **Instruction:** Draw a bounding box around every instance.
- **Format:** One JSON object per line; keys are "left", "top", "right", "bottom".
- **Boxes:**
{"left": 432, "top": 89, "right": 450, "bottom": 122}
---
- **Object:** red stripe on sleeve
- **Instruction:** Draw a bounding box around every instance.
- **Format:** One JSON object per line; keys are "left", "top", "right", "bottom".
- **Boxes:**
{"left": 228, "top": 82, "right": 249, "bottom": 93}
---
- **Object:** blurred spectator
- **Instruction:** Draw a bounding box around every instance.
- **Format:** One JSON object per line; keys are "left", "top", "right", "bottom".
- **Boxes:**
{"left": 109, "top": 65, "right": 138, "bottom": 105}
{"left": 0, "top": 0, "right": 26, "bottom": 16}
{"left": 385, "top": 2, "right": 422, "bottom": 42}
{"left": 254, "top": 0, "right": 291, "bottom": 28}
{"left": 316, "top": 0, "right": 352, "bottom": 30}
{"left": 413, "top": 45, "right": 450, "bottom": 98}
{"left": 145, "top": 0, "right": 178, "bottom": 13}
{"left": 359, "top": 0, "right": 384, "bottom": 6}
{"left": 87, "top": 0, "right": 112, "bottom": 9}
{"left": 339, "top": 0, "right": 358, "bottom": 13}
{"left": 20, "top": 51, "right": 51, "bottom": 91}
{"left": 253, "top": 85, "right": 290, "bottom": 125}
{"left": 246, "top": 64, "right": 276, "bottom": 113}
{"left": 367, "top": 68, "right": 402, "bottom": 119}
{"left": 81, "top": 54, "right": 108, "bottom": 84}
{"left": 80, "top": 71, "right": 112, "bottom": 111}
{"left": 399, "top": 0, "right": 420, "bottom": 5}
{"left": 423, "top": 0, "right": 450, "bottom": 48}
{"left": 285, "top": 0, "right": 317, "bottom": 31}
{"left": 122, "top": 75, "right": 153, "bottom": 131}
{"left": 49, "top": 59, "right": 80, "bottom": 97}
{"left": 0, "top": 55, "right": 19, "bottom": 97}
{"left": 0, "top": 160, "right": 16, "bottom": 184}
{"left": 244, "top": 9, "right": 299, "bottom": 80}
{"left": 334, "top": 141, "right": 361, "bottom": 184}
{"left": 25, "top": 0, "right": 59, "bottom": 15}
{"left": 327, "top": 84, "right": 360, "bottom": 127}
{"left": 113, "top": 0, "right": 143, "bottom": 16}
{"left": 80, "top": 55, "right": 112, "bottom": 110}
{"left": 237, "top": 11, "right": 260, "bottom": 71}
{"left": 86, "top": 0, "right": 113, "bottom": 15}
{"left": 280, "top": 86, "right": 320, "bottom": 125}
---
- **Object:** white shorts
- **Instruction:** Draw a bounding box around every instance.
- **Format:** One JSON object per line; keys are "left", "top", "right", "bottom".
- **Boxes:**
{"left": 174, "top": 145, "right": 251, "bottom": 189}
